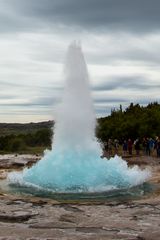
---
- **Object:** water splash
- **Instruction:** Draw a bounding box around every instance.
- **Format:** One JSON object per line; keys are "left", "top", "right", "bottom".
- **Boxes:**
{"left": 8, "top": 42, "right": 151, "bottom": 192}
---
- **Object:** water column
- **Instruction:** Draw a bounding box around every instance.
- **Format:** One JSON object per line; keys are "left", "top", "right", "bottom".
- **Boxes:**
{"left": 10, "top": 42, "right": 150, "bottom": 192}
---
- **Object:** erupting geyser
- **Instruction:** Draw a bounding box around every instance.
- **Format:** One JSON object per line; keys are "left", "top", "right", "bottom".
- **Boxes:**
{"left": 9, "top": 42, "right": 150, "bottom": 192}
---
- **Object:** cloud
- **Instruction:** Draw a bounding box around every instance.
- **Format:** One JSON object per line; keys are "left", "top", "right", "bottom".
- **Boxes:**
{"left": 0, "top": 0, "right": 160, "bottom": 34}
{"left": 92, "top": 75, "right": 160, "bottom": 92}
{"left": 0, "top": 1, "right": 160, "bottom": 122}
{"left": 0, "top": 94, "right": 17, "bottom": 100}
{"left": 83, "top": 33, "right": 160, "bottom": 68}
{"left": 0, "top": 97, "right": 58, "bottom": 107}
{"left": 94, "top": 98, "right": 127, "bottom": 103}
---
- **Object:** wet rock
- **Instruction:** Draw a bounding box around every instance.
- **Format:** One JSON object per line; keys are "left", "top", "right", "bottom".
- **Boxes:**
{"left": 31, "top": 200, "right": 48, "bottom": 206}
{"left": 0, "top": 170, "right": 7, "bottom": 179}
{"left": 75, "top": 226, "right": 119, "bottom": 234}
{"left": 59, "top": 214, "right": 77, "bottom": 223}
{"left": 59, "top": 204, "right": 84, "bottom": 213}
{"left": 29, "top": 221, "right": 76, "bottom": 229}
{"left": 0, "top": 238, "right": 22, "bottom": 240}
{"left": 0, "top": 154, "right": 40, "bottom": 170}
{"left": 137, "top": 236, "right": 145, "bottom": 240}
{"left": 26, "top": 239, "right": 57, "bottom": 240}
{"left": 12, "top": 161, "right": 25, "bottom": 167}
{"left": 0, "top": 210, "right": 38, "bottom": 222}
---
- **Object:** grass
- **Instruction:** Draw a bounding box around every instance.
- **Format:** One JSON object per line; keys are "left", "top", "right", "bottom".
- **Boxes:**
{"left": 0, "top": 146, "right": 49, "bottom": 155}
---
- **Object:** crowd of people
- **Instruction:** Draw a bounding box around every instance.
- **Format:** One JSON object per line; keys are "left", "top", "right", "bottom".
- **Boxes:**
{"left": 101, "top": 137, "right": 160, "bottom": 158}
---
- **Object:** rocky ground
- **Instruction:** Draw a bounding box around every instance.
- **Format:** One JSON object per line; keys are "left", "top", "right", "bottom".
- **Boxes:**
{"left": 0, "top": 154, "right": 160, "bottom": 240}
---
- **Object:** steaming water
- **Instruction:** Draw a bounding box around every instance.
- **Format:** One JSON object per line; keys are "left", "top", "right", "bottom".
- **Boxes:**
{"left": 8, "top": 42, "right": 150, "bottom": 193}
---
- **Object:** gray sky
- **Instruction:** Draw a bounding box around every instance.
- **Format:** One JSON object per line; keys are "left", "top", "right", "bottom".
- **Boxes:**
{"left": 0, "top": 0, "right": 160, "bottom": 122}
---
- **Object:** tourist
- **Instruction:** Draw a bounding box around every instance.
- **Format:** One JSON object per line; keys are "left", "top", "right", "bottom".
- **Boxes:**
{"left": 145, "top": 138, "right": 150, "bottom": 156}
{"left": 155, "top": 137, "right": 160, "bottom": 158}
{"left": 134, "top": 138, "right": 140, "bottom": 156}
{"left": 128, "top": 139, "right": 132, "bottom": 155}
{"left": 102, "top": 141, "right": 108, "bottom": 158}
{"left": 149, "top": 138, "right": 155, "bottom": 156}
{"left": 114, "top": 139, "right": 119, "bottom": 155}
{"left": 108, "top": 139, "right": 113, "bottom": 157}
{"left": 123, "top": 140, "right": 128, "bottom": 156}
{"left": 142, "top": 137, "right": 147, "bottom": 155}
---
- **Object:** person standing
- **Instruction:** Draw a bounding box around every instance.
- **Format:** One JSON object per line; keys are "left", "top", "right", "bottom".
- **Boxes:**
{"left": 128, "top": 139, "right": 132, "bottom": 155}
{"left": 108, "top": 139, "right": 113, "bottom": 157}
{"left": 134, "top": 138, "right": 140, "bottom": 156}
{"left": 142, "top": 137, "right": 147, "bottom": 155}
{"left": 155, "top": 137, "right": 160, "bottom": 158}
{"left": 146, "top": 138, "right": 150, "bottom": 156}
{"left": 149, "top": 138, "right": 155, "bottom": 156}
{"left": 114, "top": 139, "right": 119, "bottom": 155}
{"left": 123, "top": 140, "right": 128, "bottom": 156}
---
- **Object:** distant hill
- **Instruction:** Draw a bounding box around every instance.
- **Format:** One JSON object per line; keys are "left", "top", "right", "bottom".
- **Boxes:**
{"left": 0, "top": 121, "right": 54, "bottom": 136}
{"left": 1, "top": 101, "right": 160, "bottom": 153}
